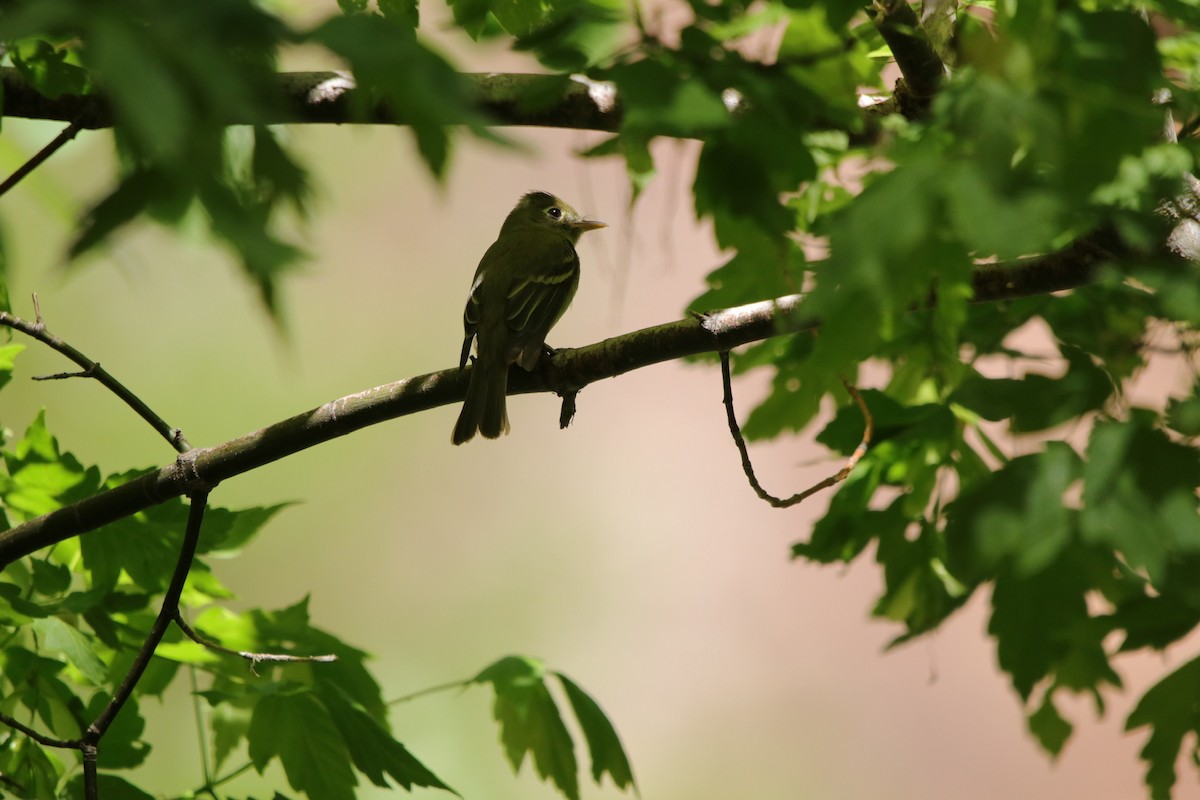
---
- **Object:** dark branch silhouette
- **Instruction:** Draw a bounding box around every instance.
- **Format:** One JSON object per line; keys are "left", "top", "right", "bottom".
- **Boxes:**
{"left": 0, "top": 297, "right": 191, "bottom": 451}
{"left": 0, "top": 234, "right": 1127, "bottom": 569}
{"left": 0, "top": 67, "right": 881, "bottom": 143}
{"left": 0, "top": 120, "right": 83, "bottom": 197}
{"left": 0, "top": 68, "right": 623, "bottom": 132}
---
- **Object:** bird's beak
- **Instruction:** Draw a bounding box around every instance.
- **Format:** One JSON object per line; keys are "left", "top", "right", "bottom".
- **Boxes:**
{"left": 573, "top": 219, "right": 607, "bottom": 232}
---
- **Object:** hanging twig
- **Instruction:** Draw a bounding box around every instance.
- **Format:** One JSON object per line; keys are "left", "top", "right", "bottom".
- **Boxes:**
{"left": 174, "top": 611, "right": 337, "bottom": 675}
{"left": 719, "top": 351, "right": 873, "bottom": 508}
{"left": 0, "top": 119, "right": 84, "bottom": 198}
{"left": 0, "top": 295, "right": 191, "bottom": 451}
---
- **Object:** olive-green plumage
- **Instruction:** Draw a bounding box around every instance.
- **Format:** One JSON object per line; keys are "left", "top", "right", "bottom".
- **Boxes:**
{"left": 452, "top": 191, "right": 605, "bottom": 445}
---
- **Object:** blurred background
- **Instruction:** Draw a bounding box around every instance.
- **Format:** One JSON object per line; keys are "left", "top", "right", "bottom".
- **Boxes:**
{"left": 2, "top": 2, "right": 1198, "bottom": 798}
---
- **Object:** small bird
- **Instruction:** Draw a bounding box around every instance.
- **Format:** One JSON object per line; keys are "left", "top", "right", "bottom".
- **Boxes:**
{"left": 452, "top": 191, "right": 606, "bottom": 445}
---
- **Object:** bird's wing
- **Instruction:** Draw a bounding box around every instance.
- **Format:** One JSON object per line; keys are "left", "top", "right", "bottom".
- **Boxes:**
{"left": 460, "top": 272, "right": 486, "bottom": 368}
{"left": 504, "top": 242, "right": 580, "bottom": 346}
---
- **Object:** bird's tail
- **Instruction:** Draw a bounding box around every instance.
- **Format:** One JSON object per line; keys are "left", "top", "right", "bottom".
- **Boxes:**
{"left": 452, "top": 360, "right": 510, "bottom": 444}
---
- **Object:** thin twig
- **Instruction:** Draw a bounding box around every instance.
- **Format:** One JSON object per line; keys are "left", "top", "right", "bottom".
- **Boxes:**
{"left": 0, "top": 120, "right": 84, "bottom": 198}
{"left": 33, "top": 365, "right": 99, "bottom": 381}
{"left": 388, "top": 679, "right": 471, "bottom": 706}
{"left": 197, "top": 761, "right": 255, "bottom": 795}
{"left": 85, "top": 491, "right": 211, "bottom": 744}
{"left": 719, "top": 352, "right": 873, "bottom": 508}
{"left": 0, "top": 710, "right": 79, "bottom": 749}
{"left": 0, "top": 297, "right": 191, "bottom": 452}
{"left": 173, "top": 611, "right": 337, "bottom": 675}
{"left": 188, "top": 663, "right": 214, "bottom": 792}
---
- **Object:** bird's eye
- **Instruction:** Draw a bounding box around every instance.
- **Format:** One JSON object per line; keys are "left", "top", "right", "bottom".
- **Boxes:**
{"left": 546, "top": 207, "right": 562, "bottom": 219}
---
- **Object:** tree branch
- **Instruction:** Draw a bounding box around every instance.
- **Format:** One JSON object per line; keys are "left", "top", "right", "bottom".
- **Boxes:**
{"left": 0, "top": 67, "right": 623, "bottom": 132}
{"left": 870, "top": 0, "right": 946, "bottom": 117}
{"left": 0, "top": 298, "right": 191, "bottom": 452}
{"left": 0, "top": 67, "right": 872, "bottom": 140}
{"left": 0, "top": 120, "right": 83, "bottom": 198}
{"left": 0, "top": 241, "right": 1124, "bottom": 569}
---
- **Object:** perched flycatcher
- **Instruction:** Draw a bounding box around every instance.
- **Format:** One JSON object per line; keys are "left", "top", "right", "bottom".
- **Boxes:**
{"left": 452, "top": 191, "right": 605, "bottom": 445}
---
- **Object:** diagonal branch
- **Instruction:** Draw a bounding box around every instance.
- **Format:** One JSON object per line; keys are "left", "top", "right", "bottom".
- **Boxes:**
{"left": 0, "top": 298, "right": 191, "bottom": 451}
{"left": 0, "top": 240, "right": 1125, "bottom": 569}
{"left": 0, "top": 120, "right": 83, "bottom": 198}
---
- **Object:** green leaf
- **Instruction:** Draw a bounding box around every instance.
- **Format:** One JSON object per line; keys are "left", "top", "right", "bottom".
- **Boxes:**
{"left": 3, "top": 646, "right": 88, "bottom": 740}
{"left": 200, "top": 179, "right": 307, "bottom": 317}
{"left": 502, "top": 0, "right": 626, "bottom": 70}
{"left": 1029, "top": 693, "right": 1073, "bottom": 757}
{"left": 1109, "top": 594, "right": 1200, "bottom": 653}
{"left": 1166, "top": 390, "right": 1200, "bottom": 437}
{"left": 950, "top": 349, "right": 1113, "bottom": 434}
{"left": 248, "top": 691, "right": 358, "bottom": 800}
{"left": 945, "top": 444, "right": 1082, "bottom": 581}
{"left": 873, "top": 514, "right": 970, "bottom": 643}
{"left": 311, "top": 14, "right": 491, "bottom": 179}
{"left": 473, "top": 655, "right": 580, "bottom": 800}
{"left": 379, "top": 0, "right": 419, "bottom": 27}
{"left": 815, "top": 391, "right": 954, "bottom": 455}
{"left": 609, "top": 59, "right": 730, "bottom": 138}
{"left": 1126, "top": 654, "right": 1200, "bottom": 800}
{"left": 30, "top": 616, "right": 108, "bottom": 685}
{"left": 70, "top": 169, "right": 166, "bottom": 260}
{"left": 84, "top": 693, "right": 150, "bottom": 769}
{"left": 11, "top": 38, "right": 90, "bottom": 99}
{"left": 688, "top": 220, "right": 806, "bottom": 315}
{"left": 446, "top": 0, "right": 493, "bottom": 38}
{"left": 988, "top": 547, "right": 1119, "bottom": 701}
{"left": 1081, "top": 418, "right": 1200, "bottom": 586}
{"left": 64, "top": 773, "right": 155, "bottom": 800}
{"left": 320, "top": 684, "right": 456, "bottom": 794}
{"left": 555, "top": 672, "right": 635, "bottom": 791}
{"left": 197, "top": 502, "right": 292, "bottom": 556}
{"left": 2, "top": 411, "right": 101, "bottom": 521}
{"left": 88, "top": 16, "right": 192, "bottom": 164}
{"left": 30, "top": 559, "right": 71, "bottom": 596}
{"left": 794, "top": 464, "right": 888, "bottom": 564}
{"left": 208, "top": 693, "right": 253, "bottom": 770}
{"left": 0, "top": 737, "right": 65, "bottom": 800}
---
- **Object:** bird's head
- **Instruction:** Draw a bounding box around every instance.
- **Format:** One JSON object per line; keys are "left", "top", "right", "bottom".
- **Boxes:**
{"left": 503, "top": 191, "right": 606, "bottom": 242}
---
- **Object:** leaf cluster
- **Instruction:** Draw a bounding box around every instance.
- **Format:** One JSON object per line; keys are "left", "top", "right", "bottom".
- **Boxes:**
{"left": 0, "top": 340, "right": 634, "bottom": 800}
{"left": 1, "top": 0, "right": 491, "bottom": 316}
{"left": 578, "top": 2, "right": 1200, "bottom": 797}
